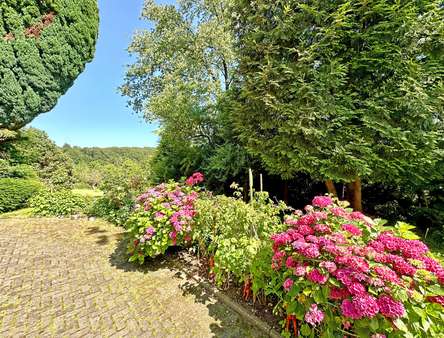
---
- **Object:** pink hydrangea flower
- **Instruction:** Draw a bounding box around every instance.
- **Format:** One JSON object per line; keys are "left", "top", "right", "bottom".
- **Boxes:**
{"left": 342, "top": 223, "right": 363, "bottom": 236}
{"left": 304, "top": 304, "right": 324, "bottom": 326}
{"left": 319, "top": 261, "right": 337, "bottom": 273}
{"left": 300, "top": 243, "right": 321, "bottom": 259}
{"left": 185, "top": 172, "right": 204, "bottom": 186}
{"left": 294, "top": 264, "right": 307, "bottom": 276}
{"left": 286, "top": 256, "right": 297, "bottom": 268}
{"left": 307, "top": 269, "right": 328, "bottom": 284}
{"left": 312, "top": 196, "right": 333, "bottom": 208}
{"left": 330, "top": 207, "right": 348, "bottom": 218}
{"left": 314, "top": 224, "right": 331, "bottom": 234}
{"left": 283, "top": 278, "right": 294, "bottom": 292}
{"left": 374, "top": 266, "right": 400, "bottom": 284}
{"left": 155, "top": 211, "right": 165, "bottom": 219}
{"left": 347, "top": 282, "right": 367, "bottom": 296}
{"left": 145, "top": 226, "right": 155, "bottom": 238}
{"left": 341, "top": 295, "right": 379, "bottom": 319}
{"left": 377, "top": 295, "right": 405, "bottom": 318}
{"left": 427, "top": 296, "right": 444, "bottom": 307}
{"left": 330, "top": 287, "right": 350, "bottom": 300}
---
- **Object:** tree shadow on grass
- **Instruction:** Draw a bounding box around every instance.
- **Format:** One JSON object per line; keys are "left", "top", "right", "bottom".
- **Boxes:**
{"left": 108, "top": 236, "right": 267, "bottom": 337}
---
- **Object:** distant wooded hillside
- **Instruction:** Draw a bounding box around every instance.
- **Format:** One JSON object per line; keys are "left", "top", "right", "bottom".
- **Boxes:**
{"left": 62, "top": 145, "right": 155, "bottom": 165}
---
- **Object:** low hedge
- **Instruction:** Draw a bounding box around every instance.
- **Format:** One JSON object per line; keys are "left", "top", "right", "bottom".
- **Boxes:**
{"left": 29, "top": 189, "right": 88, "bottom": 217}
{"left": 0, "top": 178, "right": 42, "bottom": 213}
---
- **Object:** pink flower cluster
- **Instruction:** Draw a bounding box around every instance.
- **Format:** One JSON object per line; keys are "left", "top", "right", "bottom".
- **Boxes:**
{"left": 185, "top": 172, "right": 204, "bottom": 186}
{"left": 135, "top": 174, "right": 203, "bottom": 246}
{"left": 304, "top": 304, "right": 324, "bottom": 326}
{"left": 270, "top": 196, "right": 444, "bottom": 330}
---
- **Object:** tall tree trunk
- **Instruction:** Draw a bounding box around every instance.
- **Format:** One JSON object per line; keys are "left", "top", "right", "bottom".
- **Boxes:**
{"left": 325, "top": 179, "right": 337, "bottom": 196}
{"left": 347, "top": 178, "right": 362, "bottom": 211}
{"left": 283, "top": 181, "right": 289, "bottom": 204}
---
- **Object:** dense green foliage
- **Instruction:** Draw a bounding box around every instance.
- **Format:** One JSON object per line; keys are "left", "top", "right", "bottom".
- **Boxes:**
{"left": 85, "top": 160, "right": 152, "bottom": 225}
{"left": 0, "top": 0, "right": 99, "bottom": 130}
{"left": 0, "top": 128, "right": 74, "bottom": 188}
{"left": 63, "top": 145, "right": 153, "bottom": 189}
{"left": 29, "top": 189, "right": 87, "bottom": 216}
{"left": 0, "top": 178, "right": 41, "bottom": 212}
{"left": 63, "top": 145, "right": 154, "bottom": 166}
{"left": 194, "top": 188, "right": 288, "bottom": 284}
{"left": 122, "top": 0, "right": 443, "bottom": 232}
{"left": 231, "top": 0, "right": 444, "bottom": 186}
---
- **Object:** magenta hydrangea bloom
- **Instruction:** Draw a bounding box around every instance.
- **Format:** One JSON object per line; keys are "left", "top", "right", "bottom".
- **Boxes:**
{"left": 294, "top": 264, "right": 307, "bottom": 276}
{"left": 374, "top": 266, "right": 400, "bottom": 284}
{"left": 307, "top": 269, "right": 328, "bottom": 284}
{"left": 427, "top": 296, "right": 444, "bottom": 307}
{"left": 341, "top": 295, "right": 379, "bottom": 319}
{"left": 319, "top": 261, "right": 337, "bottom": 273}
{"left": 377, "top": 295, "right": 405, "bottom": 318}
{"left": 330, "top": 287, "right": 350, "bottom": 300}
{"left": 312, "top": 196, "right": 333, "bottom": 208}
{"left": 342, "top": 223, "right": 363, "bottom": 236}
{"left": 304, "top": 304, "right": 324, "bottom": 326}
{"left": 347, "top": 282, "right": 367, "bottom": 296}
{"left": 283, "top": 278, "right": 294, "bottom": 292}
{"left": 185, "top": 172, "right": 205, "bottom": 186}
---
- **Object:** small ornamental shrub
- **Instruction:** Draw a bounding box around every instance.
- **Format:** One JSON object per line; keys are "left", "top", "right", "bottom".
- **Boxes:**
{"left": 267, "top": 196, "right": 444, "bottom": 337}
{"left": 0, "top": 178, "right": 42, "bottom": 212}
{"left": 87, "top": 197, "right": 134, "bottom": 226}
{"left": 126, "top": 173, "right": 204, "bottom": 263}
{"left": 194, "top": 187, "right": 288, "bottom": 286}
{"left": 29, "top": 189, "right": 87, "bottom": 216}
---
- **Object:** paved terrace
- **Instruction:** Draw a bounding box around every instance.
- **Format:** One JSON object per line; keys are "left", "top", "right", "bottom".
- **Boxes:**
{"left": 0, "top": 218, "right": 265, "bottom": 337}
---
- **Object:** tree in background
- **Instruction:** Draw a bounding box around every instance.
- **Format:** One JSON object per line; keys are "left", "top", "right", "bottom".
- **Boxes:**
{"left": 0, "top": 0, "right": 99, "bottom": 132}
{"left": 231, "top": 0, "right": 444, "bottom": 210}
{"left": 121, "top": 0, "right": 253, "bottom": 188}
{"left": 0, "top": 128, "right": 74, "bottom": 188}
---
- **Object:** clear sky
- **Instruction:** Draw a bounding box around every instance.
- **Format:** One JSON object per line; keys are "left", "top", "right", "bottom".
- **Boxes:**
{"left": 30, "top": 0, "right": 174, "bottom": 148}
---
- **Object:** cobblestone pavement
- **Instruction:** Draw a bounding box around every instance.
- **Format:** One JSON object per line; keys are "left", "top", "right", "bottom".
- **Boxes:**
{"left": 0, "top": 218, "right": 266, "bottom": 337}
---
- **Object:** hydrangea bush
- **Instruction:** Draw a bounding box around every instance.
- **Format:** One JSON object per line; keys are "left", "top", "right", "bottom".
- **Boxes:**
{"left": 126, "top": 173, "right": 204, "bottom": 263}
{"left": 270, "top": 196, "right": 444, "bottom": 337}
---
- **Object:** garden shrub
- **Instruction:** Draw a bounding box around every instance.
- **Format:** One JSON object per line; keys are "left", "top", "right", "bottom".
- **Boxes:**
{"left": 87, "top": 161, "right": 151, "bottom": 225}
{"left": 87, "top": 197, "right": 134, "bottom": 226}
{"left": 126, "top": 173, "right": 204, "bottom": 263}
{"left": 266, "top": 196, "right": 444, "bottom": 337}
{"left": 0, "top": 178, "right": 42, "bottom": 212}
{"left": 29, "top": 189, "right": 87, "bottom": 216}
{"left": 193, "top": 186, "right": 288, "bottom": 286}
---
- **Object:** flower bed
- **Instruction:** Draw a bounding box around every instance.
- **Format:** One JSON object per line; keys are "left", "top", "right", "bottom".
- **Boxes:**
{"left": 269, "top": 196, "right": 444, "bottom": 337}
{"left": 125, "top": 176, "right": 444, "bottom": 337}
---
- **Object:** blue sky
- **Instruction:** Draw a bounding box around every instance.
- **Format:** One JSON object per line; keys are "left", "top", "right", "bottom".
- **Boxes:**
{"left": 31, "top": 0, "right": 174, "bottom": 148}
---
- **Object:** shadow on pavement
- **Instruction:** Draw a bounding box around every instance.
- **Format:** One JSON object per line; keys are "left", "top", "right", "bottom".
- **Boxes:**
{"left": 109, "top": 236, "right": 265, "bottom": 337}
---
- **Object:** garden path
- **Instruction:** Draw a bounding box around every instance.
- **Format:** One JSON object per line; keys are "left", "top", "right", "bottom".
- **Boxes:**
{"left": 0, "top": 218, "right": 264, "bottom": 337}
